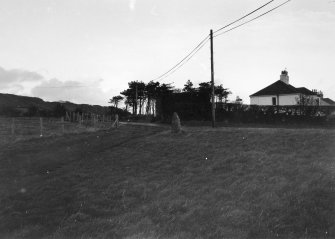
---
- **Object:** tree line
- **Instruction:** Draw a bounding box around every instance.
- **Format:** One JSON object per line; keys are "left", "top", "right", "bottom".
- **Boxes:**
{"left": 109, "top": 80, "right": 231, "bottom": 116}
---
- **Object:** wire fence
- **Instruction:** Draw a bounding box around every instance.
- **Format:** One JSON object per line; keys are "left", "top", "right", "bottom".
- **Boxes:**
{"left": 0, "top": 113, "right": 118, "bottom": 145}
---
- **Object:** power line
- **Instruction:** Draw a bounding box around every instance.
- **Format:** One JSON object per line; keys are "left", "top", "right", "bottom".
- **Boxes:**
{"left": 153, "top": 35, "right": 210, "bottom": 82}
{"left": 167, "top": 38, "right": 210, "bottom": 78}
{"left": 155, "top": 37, "right": 210, "bottom": 82}
{"left": 152, "top": 0, "right": 286, "bottom": 82}
{"left": 213, "top": 0, "right": 275, "bottom": 34}
{"left": 214, "top": 0, "right": 291, "bottom": 38}
{"left": 37, "top": 1, "right": 291, "bottom": 87}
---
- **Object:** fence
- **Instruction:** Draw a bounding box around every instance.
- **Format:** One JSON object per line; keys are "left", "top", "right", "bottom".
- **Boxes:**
{"left": 0, "top": 113, "right": 119, "bottom": 145}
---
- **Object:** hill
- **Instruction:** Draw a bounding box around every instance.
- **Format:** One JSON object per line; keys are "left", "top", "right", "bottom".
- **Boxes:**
{"left": 0, "top": 93, "right": 47, "bottom": 109}
{"left": 0, "top": 93, "right": 126, "bottom": 116}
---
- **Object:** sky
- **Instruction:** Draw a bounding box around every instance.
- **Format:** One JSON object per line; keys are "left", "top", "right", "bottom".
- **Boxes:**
{"left": 0, "top": 0, "right": 334, "bottom": 106}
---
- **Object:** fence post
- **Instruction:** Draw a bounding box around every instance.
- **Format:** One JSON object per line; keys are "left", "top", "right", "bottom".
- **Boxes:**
{"left": 11, "top": 118, "right": 15, "bottom": 136}
{"left": 61, "top": 117, "right": 65, "bottom": 134}
{"left": 112, "top": 114, "right": 119, "bottom": 128}
{"left": 115, "top": 114, "right": 119, "bottom": 128}
{"left": 66, "top": 111, "right": 70, "bottom": 121}
{"left": 40, "top": 117, "right": 43, "bottom": 137}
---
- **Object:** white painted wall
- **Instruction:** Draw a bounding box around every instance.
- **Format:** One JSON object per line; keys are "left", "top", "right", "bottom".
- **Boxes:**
{"left": 250, "top": 94, "right": 319, "bottom": 106}
{"left": 278, "top": 94, "right": 300, "bottom": 105}
{"left": 250, "top": 95, "right": 275, "bottom": 105}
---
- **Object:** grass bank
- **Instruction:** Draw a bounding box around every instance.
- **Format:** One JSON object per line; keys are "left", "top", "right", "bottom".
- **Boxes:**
{"left": 0, "top": 125, "right": 334, "bottom": 238}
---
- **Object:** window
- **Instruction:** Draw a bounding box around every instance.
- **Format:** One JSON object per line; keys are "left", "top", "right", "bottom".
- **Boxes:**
{"left": 272, "top": 97, "right": 276, "bottom": 106}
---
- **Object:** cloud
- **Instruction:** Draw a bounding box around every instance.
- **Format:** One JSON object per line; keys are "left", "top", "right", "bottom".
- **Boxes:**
{"left": 0, "top": 66, "right": 44, "bottom": 84}
{"left": 0, "top": 66, "right": 117, "bottom": 106}
{"left": 31, "top": 78, "right": 116, "bottom": 106}
{"left": 0, "top": 66, "right": 44, "bottom": 95}
{"left": 129, "top": 0, "right": 136, "bottom": 11}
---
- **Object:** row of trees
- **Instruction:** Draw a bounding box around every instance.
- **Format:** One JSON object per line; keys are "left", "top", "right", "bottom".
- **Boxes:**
{"left": 109, "top": 80, "right": 231, "bottom": 115}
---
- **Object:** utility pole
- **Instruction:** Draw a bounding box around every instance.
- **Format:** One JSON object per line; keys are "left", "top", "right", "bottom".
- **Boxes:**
{"left": 135, "top": 81, "right": 138, "bottom": 115}
{"left": 210, "top": 29, "right": 215, "bottom": 128}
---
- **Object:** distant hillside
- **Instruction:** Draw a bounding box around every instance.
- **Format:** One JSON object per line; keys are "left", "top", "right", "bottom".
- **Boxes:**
{"left": 0, "top": 93, "right": 47, "bottom": 109}
{"left": 0, "top": 93, "right": 126, "bottom": 117}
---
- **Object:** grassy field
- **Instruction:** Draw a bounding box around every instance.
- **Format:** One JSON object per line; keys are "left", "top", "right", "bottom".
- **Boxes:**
{"left": 0, "top": 124, "right": 334, "bottom": 239}
{"left": 0, "top": 117, "right": 114, "bottom": 145}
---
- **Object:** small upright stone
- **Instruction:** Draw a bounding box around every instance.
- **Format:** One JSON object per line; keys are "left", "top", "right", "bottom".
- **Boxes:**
{"left": 171, "top": 112, "right": 181, "bottom": 133}
{"left": 114, "top": 114, "right": 119, "bottom": 128}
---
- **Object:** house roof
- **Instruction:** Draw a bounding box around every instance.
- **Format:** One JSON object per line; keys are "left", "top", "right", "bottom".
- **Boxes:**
{"left": 250, "top": 80, "right": 298, "bottom": 97}
{"left": 322, "top": 98, "right": 335, "bottom": 105}
{"left": 296, "top": 87, "right": 316, "bottom": 95}
{"left": 250, "top": 80, "right": 316, "bottom": 97}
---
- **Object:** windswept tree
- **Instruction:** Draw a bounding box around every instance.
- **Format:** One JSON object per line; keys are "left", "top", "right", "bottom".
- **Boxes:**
{"left": 124, "top": 98, "right": 131, "bottom": 112}
{"left": 145, "top": 81, "right": 160, "bottom": 115}
{"left": 198, "top": 82, "right": 230, "bottom": 99}
{"left": 198, "top": 82, "right": 211, "bottom": 95}
{"left": 120, "top": 88, "right": 136, "bottom": 115}
{"left": 135, "top": 81, "right": 146, "bottom": 115}
{"left": 156, "top": 83, "right": 173, "bottom": 97}
{"left": 120, "top": 81, "right": 146, "bottom": 115}
{"left": 120, "top": 80, "right": 231, "bottom": 118}
{"left": 155, "top": 83, "right": 174, "bottom": 118}
{"left": 109, "top": 95, "right": 124, "bottom": 109}
{"left": 215, "top": 84, "right": 231, "bottom": 104}
{"left": 198, "top": 82, "right": 231, "bottom": 108}
{"left": 183, "top": 79, "right": 195, "bottom": 93}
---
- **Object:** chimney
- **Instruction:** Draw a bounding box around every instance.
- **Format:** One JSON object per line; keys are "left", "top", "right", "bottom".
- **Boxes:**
{"left": 280, "top": 70, "right": 289, "bottom": 84}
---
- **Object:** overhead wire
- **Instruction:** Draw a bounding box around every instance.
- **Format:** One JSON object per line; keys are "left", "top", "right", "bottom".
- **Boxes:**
{"left": 153, "top": 34, "right": 210, "bottom": 82}
{"left": 214, "top": 0, "right": 291, "bottom": 38}
{"left": 36, "top": 0, "right": 291, "bottom": 86}
{"left": 213, "top": 0, "right": 275, "bottom": 34}
{"left": 155, "top": 37, "right": 210, "bottom": 82}
{"left": 153, "top": 0, "right": 288, "bottom": 82}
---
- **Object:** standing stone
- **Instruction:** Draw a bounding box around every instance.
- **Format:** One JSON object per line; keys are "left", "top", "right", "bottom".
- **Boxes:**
{"left": 115, "top": 114, "right": 119, "bottom": 128}
{"left": 171, "top": 112, "right": 181, "bottom": 133}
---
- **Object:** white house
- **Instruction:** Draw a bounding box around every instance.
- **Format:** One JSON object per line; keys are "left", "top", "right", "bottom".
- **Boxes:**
{"left": 320, "top": 98, "right": 335, "bottom": 106}
{"left": 250, "top": 70, "right": 323, "bottom": 106}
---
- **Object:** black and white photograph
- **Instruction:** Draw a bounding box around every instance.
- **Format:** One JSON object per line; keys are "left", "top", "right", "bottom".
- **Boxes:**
{"left": 0, "top": 0, "right": 334, "bottom": 238}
